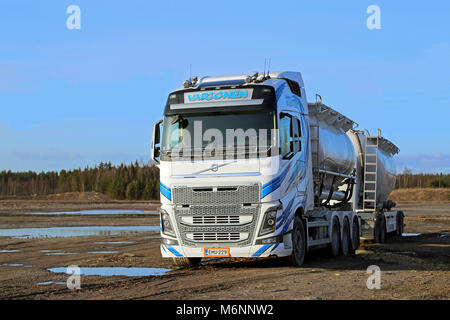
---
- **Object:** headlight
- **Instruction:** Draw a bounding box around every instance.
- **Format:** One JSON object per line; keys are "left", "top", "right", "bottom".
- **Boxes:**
{"left": 259, "top": 206, "right": 280, "bottom": 236}
{"left": 160, "top": 209, "right": 175, "bottom": 237}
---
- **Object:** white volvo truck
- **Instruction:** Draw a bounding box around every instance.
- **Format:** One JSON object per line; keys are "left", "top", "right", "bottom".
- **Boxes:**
{"left": 151, "top": 71, "right": 403, "bottom": 267}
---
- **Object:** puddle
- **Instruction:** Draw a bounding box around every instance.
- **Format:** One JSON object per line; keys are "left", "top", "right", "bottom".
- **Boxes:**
{"left": 87, "top": 251, "right": 118, "bottom": 254}
{"left": 0, "top": 226, "right": 159, "bottom": 239}
{"left": 402, "top": 233, "right": 421, "bottom": 237}
{"left": 44, "top": 252, "right": 80, "bottom": 256}
{"left": 0, "top": 249, "right": 22, "bottom": 253}
{"left": 2, "top": 263, "right": 24, "bottom": 267}
{"left": 94, "top": 241, "right": 134, "bottom": 245}
{"left": 40, "top": 250, "right": 63, "bottom": 253}
{"left": 37, "top": 281, "right": 66, "bottom": 286}
{"left": 1, "top": 263, "right": 33, "bottom": 268}
{"left": 48, "top": 267, "right": 171, "bottom": 277}
{"left": 27, "top": 210, "right": 158, "bottom": 216}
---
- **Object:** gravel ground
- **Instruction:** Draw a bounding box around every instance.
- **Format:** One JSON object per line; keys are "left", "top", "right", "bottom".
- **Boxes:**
{"left": 0, "top": 200, "right": 448, "bottom": 300}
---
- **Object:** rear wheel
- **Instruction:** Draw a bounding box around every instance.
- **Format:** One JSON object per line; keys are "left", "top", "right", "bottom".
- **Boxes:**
{"left": 341, "top": 218, "right": 350, "bottom": 256}
{"left": 291, "top": 216, "right": 306, "bottom": 267}
{"left": 172, "top": 257, "right": 202, "bottom": 268}
{"left": 396, "top": 212, "right": 404, "bottom": 236}
{"left": 381, "top": 216, "right": 387, "bottom": 243}
{"left": 349, "top": 217, "right": 360, "bottom": 254}
{"left": 375, "top": 215, "right": 387, "bottom": 243}
{"left": 329, "top": 216, "right": 340, "bottom": 257}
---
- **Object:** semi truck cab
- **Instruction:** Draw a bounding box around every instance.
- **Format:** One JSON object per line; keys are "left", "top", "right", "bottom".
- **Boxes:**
{"left": 151, "top": 71, "right": 402, "bottom": 267}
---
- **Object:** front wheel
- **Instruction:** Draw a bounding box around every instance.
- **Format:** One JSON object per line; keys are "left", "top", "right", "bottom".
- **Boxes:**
{"left": 291, "top": 215, "right": 306, "bottom": 267}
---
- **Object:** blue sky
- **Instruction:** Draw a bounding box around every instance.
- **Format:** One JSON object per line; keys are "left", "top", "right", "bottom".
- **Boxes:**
{"left": 0, "top": 0, "right": 449, "bottom": 173}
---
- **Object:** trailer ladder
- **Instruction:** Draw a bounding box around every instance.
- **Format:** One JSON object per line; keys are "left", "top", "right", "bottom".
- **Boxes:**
{"left": 363, "top": 135, "right": 379, "bottom": 211}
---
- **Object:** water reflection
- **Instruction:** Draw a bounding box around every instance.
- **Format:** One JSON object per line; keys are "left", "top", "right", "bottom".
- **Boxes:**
{"left": 48, "top": 266, "right": 171, "bottom": 277}
{"left": 0, "top": 226, "right": 159, "bottom": 239}
{"left": 27, "top": 210, "right": 158, "bottom": 216}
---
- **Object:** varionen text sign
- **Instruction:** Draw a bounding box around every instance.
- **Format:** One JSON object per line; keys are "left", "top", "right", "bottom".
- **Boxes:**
{"left": 184, "top": 89, "right": 253, "bottom": 104}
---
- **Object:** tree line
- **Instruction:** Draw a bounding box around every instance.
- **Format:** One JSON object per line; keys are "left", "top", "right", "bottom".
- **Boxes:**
{"left": 0, "top": 164, "right": 448, "bottom": 200}
{"left": 395, "top": 169, "right": 450, "bottom": 189}
{"left": 0, "top": 161, "right": 160, "bottom": 200}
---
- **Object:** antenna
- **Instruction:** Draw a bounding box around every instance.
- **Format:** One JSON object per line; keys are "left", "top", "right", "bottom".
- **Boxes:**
{"left": 189, "top": 64, "right": 192, "bottom": 80}
{"left": 263, "top": 58, "right": 267, "bottom": 79}
{"left": 267, "top": 58, "right": 271, "bottom": 77}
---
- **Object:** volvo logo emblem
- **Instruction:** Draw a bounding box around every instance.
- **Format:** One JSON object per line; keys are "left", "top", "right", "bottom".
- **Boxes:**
{"left": 211, "top": 163, "right": 219, "bottom": 172}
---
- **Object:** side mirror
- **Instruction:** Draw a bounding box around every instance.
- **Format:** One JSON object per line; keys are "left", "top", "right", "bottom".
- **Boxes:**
{"left": 151, "top": 120, "right": 163, "bottom": 165}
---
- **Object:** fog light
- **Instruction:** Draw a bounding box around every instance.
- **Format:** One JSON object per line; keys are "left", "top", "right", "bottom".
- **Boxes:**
{"left": 160, "top": 209, "right": 175, "bottom": 237}
{"left": 162, "top": 237, "right": 178, "bottom": 245}
{"left": 256, "top": 235, "right": 283, "bottom": 245}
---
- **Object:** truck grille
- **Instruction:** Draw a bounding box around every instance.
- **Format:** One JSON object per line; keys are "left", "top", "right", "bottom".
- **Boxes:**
{"left": 172, "top": 184, "right": 260, "bottom": 205}
{"left": 193, "top": 215, "right": 240, "bottom": 225}
{"left": 188, "top": 232, "right": 247, "bottom": 242}
{"left": 172, "top": 185, "right": 260, "bottom": 247}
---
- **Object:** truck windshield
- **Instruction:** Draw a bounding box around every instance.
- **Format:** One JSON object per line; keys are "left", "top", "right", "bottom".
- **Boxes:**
{"left": 161, "top": 111, "right": 277, "bottom": 160}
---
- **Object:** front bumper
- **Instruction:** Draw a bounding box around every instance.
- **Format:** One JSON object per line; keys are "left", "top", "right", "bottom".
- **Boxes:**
{"left": 159, "top": 194, "right": 294, "bottom": 258}
{"left": 161, "top": 241, "right": 292, "bottom": 259}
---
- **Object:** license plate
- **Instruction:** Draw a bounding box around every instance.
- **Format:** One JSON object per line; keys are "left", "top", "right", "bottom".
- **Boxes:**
{"left": 204, "top": 247, "right": 230, "bottom": 257}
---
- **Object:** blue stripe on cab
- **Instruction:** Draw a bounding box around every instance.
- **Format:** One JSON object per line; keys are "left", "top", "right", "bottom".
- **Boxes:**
{"left": 261, "top": 164, "right": 292, "bottom": 199}
{"left": 160, "top": 182, "right": 172, "bottom": 200}
{"left": 166, "top": 245, "right": 183, "bottom": 257}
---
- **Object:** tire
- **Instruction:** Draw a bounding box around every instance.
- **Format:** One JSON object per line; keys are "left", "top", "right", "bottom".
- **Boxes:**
{"left": 329, "top": 216, "right": 340, "bottom": 257}
{"left": 291, "top": 215, "right": 306, "bottom": 267}
{"left": 349, "top": 217, "right": 360, "bottom": 254}
{"left": 341, "top": 218, "right": 350, "bottom": 256}
{"left": 396, "top": 212, "right": 404, "bottom": 236}
{"left": 380, "top": 216, "right": 387, "bottom": 243}
{"left": 172, "top": 257, "right": 202, "bottom": 268}
{"left": 375, "top": 215, "right": 387, "bottom": 243}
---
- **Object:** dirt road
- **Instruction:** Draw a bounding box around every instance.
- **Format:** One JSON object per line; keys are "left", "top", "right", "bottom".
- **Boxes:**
{"left": 0, "top": 200, "right": 448, "bottom": 300}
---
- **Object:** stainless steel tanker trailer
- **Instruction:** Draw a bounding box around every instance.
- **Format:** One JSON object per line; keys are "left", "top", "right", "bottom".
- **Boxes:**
{"left": 309, "top": 95, "right": 402, "bottom": 245}
{"left": 151, "top": 71, "right": 403, "bottom": 267}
